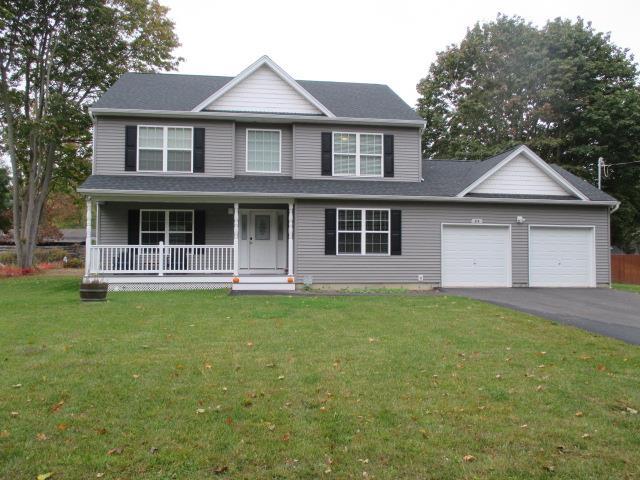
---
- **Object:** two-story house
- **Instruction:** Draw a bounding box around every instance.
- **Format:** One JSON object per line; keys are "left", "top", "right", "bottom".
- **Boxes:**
{"left": 78, "top": 56, "right": 618, "bottom": 291}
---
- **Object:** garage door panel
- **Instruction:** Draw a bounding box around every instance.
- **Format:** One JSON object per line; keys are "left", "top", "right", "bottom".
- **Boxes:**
{"left": 442, "top": 225, "right": 511, "bottom": 287}
{"left": 529, "top": 227, "right": 595, "bottom": 287}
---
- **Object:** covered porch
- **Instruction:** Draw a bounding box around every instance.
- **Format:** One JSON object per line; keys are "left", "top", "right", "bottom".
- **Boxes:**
{"left": 83, "top": 197, "right": 295, "bottom": 291}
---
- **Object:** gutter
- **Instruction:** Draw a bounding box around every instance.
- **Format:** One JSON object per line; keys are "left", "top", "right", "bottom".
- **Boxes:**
{"left": 88, "top": 107, "right": 427, "bottom": 128}
{"left": 76, "top": 187, "right": 618, "bottom": 206}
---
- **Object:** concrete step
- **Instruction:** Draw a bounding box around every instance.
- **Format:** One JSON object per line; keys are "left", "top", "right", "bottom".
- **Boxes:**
{"left": 232, "top": 282, "right": 295, "bottom": 291}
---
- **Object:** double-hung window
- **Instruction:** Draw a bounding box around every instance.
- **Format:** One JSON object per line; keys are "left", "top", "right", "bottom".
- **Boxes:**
{"left": 337, "top": 208, "right": 390, "bottom": 255}
{"left": 333, "top": 132, "right": 383, "bottom": 177}
{"left": 140, "top": 210, "right": 194, "bottom": 245}
{"left": 138, "top": 126, "right": 193, "bottom": 172}
{"left": 246, "top": 129, "right": 281, "bottom": 173}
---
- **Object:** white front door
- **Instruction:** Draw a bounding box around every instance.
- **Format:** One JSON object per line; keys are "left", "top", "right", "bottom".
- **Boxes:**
{"left": 442, "top": 225, "right": 512, "bottom": 287}
{"left": 249, "top": 211, "right": 277, "bottom": 269}
{"left": 529, "top": 226, "right": 595, "bottom": 287}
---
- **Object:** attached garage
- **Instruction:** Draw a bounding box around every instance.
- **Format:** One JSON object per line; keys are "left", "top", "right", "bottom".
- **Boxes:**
{"left": 529, "top": 226, "right": 596, "bottom": 287}
{"left": 441, "top": 224, "right": 512, "bottom": 287}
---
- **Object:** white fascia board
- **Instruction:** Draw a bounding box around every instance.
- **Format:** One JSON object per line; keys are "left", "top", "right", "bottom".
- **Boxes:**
{"left": 457, "top": 145, "right": 589, "bottom": 201}
{"left": 190, "top": 55, "right": 335, "bottom": 117}
{"left": 77, "top": 187, "right": 615, "bottom": 206}
{"left": 88, "top": 107, "right": 426, "bottom": 128}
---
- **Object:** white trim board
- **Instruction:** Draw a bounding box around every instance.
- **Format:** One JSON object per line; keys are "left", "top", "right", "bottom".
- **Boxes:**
{"left": 192, "top": 56, "right": 335, "bottom": 117}
{"left": 458, "top": 146, "right": 588, "bottom": 201}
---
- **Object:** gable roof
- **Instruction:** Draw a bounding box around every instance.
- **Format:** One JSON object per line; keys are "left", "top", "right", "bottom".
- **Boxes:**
{"left": 192, "top": 56, "right": 333, "bottom": 116}
{"left": 457, "top": 145, "right": 589, "bottom": 200}
{"left": 91, "top": 72, "right": 422, "bottom": 122}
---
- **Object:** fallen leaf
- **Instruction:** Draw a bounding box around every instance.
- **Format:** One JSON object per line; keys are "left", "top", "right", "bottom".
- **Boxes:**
{"left": 51, "top": 400, "right": 65, "bottom": 413}
{"left": 10, "top": 411, "right": 19, "bottom": 418}
{"left": 596, "top": 364, "right": 607, "bottom": 371}
{"left": 626, "top": 407, "right": 638, "bottom": 415}
{"left": 319, "top": 406, "right": 327, "bottom": 413}
{"left": 419, "top": 428, "right": 428, "bottom": 438}
{"left": 224, "top": 417, "right": 233, "bottom": 425}
{"left": 56, "top": 423, "right": 68, "bottom": 431}
{"left": 37, "top": 473, "right": 53, "bottom": 480}
{"left": 368, "top": 338, "right": 378, "bottom": 343}
{"left": 265, "top": 363, "right": 275, "bottom": 368}
{"left": 575, "top": 411, "right": 583, "bottom": 417}
{"left": 196, "top": 408, "right": 206, "bottom": 414}
{"left": 278, "top": 375, "right": 285, "bottom": 380}
{"left": 96, "top": 474, "right": 104, "bottom": 478}
{"left": 95, "top": 428, "right": 107, "bottom": 435}
{"left": 324, "top": 467, "right": 332, "bottom": 474}
{"left": 204, "top": 363, "right": 212, "bottom": 369}
{"left": 495, "top": 374, "right": 502, "bottom": 379}
{"left": 520, "top": 424, "right": 528, "bottom": 428}
{"left": 0, "top": 430, "right": 9, "bottom": 437}
{"left": 358, "top": 458, "right": 369, "bottom": 464}
{"left": 463, "top": 455, "right": 476, "bottom": 462}
{"left": 107, "top": 447, "right": 123, "bottom": 456}
{"left": 246, "top": 341, "right": 254, "bottom": 348}
{"left": 582, "top": 433, "right": 591, "bottom": 439}
{"left": 12, "top": 384, "right": 22, "bottom": 388}
{"left": 36, "top": 433, "right": 48, "bottom": 441}
{"left": 149, "top": 447, "right": 159, "bottom": 454}
{"left": 132, "top": 374, "right": 140, "bottom": 379}
{"left": 536, "top": 385, "right": 544, "bottom": 392}
{"left": 267, "top": 423, "right": 276, "bottom": 431}
{"left": 211, "top": 465, "right": 228, "bottom": 475}
{"left": 544, "top": 465, "right": 555, "bottom": 472}
{"left": 282, "top": 432, "right": 291, "bottom": 442}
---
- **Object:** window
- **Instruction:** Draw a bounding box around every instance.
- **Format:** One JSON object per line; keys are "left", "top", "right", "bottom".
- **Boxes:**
{"left": 140, "top": 210, "right": 194, "bottom": 245}
{"left": 247, "top": 129, "right": 281, "bottom": 173}
{"left": 138, "top": 126, "right": 193, "bottom": 172}
{"left": 337, "top": 209, "right": 389, "bottom": 255}
{"left": 333, "top": 132, "right": 383, "bottom": 177}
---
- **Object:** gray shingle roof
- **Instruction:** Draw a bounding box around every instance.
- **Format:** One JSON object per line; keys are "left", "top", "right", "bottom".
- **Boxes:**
{"left": 79, "top": 159, "right": 616, "bottom": 203}
{"left": 91, "top": 72, "right": 422, "bottom": 121}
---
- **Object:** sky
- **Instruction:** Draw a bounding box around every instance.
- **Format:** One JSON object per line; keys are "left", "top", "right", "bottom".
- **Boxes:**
{"left": 161, "top": 0, "right": 640, "bottom": 108}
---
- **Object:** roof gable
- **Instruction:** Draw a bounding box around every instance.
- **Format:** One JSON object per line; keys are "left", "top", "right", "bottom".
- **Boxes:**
{"left": 193, "top": 56, "right": 333, "bottom": 116}
{"left": 458, "top": 146, "right": 588, "bottom": 200}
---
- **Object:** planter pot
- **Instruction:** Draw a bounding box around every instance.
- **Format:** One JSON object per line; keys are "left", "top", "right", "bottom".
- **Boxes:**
{"left": 80, "top": 281, "right": 108, "bottom": 302}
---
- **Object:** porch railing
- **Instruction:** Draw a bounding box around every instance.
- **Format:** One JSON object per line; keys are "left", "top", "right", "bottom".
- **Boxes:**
{"left": 88, "top": 243, "right": 235, "bottom": 275}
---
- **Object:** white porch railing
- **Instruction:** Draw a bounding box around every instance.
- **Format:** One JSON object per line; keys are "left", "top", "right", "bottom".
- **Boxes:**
{"left": 88, "top": 243, "right": 235, "bottom": 275}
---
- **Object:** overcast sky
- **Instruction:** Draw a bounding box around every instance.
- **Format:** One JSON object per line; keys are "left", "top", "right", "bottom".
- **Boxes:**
{"left": 162, "top": 0, "right": 640, "bottom": 108}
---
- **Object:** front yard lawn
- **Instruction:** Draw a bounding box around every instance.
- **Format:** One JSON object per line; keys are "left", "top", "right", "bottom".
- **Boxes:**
{"left": 1, "top": 277, "right": 639, "bottom": 479}
{"left": 614, "top": 283, "right": 640, "bottom": 294}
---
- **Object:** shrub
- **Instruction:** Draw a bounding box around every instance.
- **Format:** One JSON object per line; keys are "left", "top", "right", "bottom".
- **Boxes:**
{"left": 35, "top": 247, "right": 68, "bottom": 263}
{"left": 0, "top": 250, "right": 17, "bottom": 265}
{"left": 64, "top": 257, "right": 84, "bottom": 269}
{"left": 0, "top": 265, "right": 36, "bottom": 277}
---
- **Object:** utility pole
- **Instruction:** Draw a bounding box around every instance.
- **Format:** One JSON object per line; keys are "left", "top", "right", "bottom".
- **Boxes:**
{"left": 597, "top": 157, "right": 604, "bottom": 190}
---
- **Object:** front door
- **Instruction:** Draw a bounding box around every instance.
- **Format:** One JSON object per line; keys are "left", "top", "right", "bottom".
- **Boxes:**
{"left": 249, "top": 211, "right": 277, "bottom": 269}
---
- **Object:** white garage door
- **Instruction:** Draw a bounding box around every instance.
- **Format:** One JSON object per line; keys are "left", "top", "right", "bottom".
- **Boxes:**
{"left": 529, "top": 226, "right": 595, "bottom": 287}
{"left": 442, "top": 225, "right": 511, "bottom": 287}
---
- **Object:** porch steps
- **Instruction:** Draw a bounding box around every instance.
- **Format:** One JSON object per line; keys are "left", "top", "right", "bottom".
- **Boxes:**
{"left": 231, "top": 275, "right": 296, "bottom": 292}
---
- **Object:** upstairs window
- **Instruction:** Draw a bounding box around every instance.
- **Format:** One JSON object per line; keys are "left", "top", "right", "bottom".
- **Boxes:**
{"left": 333, "top": 132, "right": 383, "bottom": 177}
{"left": 138, "top": 126, "right": 193, "bottom": 172}
{"left": 247, "top": 129, "right": 281, "bottom": 173}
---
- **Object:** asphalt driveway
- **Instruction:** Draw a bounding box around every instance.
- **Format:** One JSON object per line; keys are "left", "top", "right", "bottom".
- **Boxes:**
{"left": 444, "top": 288, "right": 640, "bottom": 345}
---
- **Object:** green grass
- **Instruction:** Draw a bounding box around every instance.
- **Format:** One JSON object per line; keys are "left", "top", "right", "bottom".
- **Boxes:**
{"left": 1, "top": 276, "right": 639, "bottom": 480}
{"left": 614, "top": 283, "right": 640, "bottom": 294}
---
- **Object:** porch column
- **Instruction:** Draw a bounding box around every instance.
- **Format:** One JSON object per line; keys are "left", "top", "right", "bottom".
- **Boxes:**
{"left": 233, "top": 202, "right": 239, "bottom": 276}
{"left": 84, "top": 197, "right": 92, "bottom": 276}
{"left": 288, "top": 201, "right": 294, "bottom": 275}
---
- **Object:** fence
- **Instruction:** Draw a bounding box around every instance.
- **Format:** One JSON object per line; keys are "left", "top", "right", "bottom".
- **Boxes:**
{"left": 611, "top": 254, "right": 640, "bottom": 285}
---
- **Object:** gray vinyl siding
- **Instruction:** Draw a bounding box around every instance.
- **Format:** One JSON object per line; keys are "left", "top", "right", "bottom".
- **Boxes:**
{"left": 294, "top": 201, "right": 611, "bottom": 287}
{"left": 97, "top": 202, "right": 234, "bottom": 245}
{"left": 234, "top": 123, "right": 293, "bottom": 176}
{"left": 293, "top": 124, "right": 422, "bottom": 182}
{"left": 93, "top": 116, "right": 235, "bottom": 177}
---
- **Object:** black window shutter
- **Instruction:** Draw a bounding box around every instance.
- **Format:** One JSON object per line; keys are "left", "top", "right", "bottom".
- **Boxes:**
{"left": 384, "top": 134, "right": 394, "bottom": 177}
{"left": 325, "top": 208, "right": 337, "bottom": 255}
{"left": 193, "top": 128, "right": 205, "bottom": 173}
{"left": 128, "top": 209, "right": 140, "bottom": 245}
{"left": 125, "top": 126, "right": 137, "bottom": 172}
{"left": 321, "top": 132, "right": 332, "bottom": 176}
{"left": 390, "top": 209, "right": 401, "bottom": 255}
{"left": 194, "top": 210, "right": 206, "bottom": 245}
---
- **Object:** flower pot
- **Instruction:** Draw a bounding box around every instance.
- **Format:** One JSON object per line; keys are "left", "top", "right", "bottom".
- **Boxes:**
{"left": 79, "top": 281, "right": 108, "bottom": 302}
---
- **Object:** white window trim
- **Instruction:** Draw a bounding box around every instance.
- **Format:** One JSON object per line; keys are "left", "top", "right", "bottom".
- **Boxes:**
{"left": 336, "top": 208, "right": 391, "bottom": 256}
{"left": 332, "top": 132, "right": 383, "bottom": 178}
{"left": 137, "top": 125, "right": 194, "bottom": 173}
{"left": 139, "top": 209, "right": 195, "bottom": 245}
{"left": 245, "top": 128, "right": 282, "bottom": 173}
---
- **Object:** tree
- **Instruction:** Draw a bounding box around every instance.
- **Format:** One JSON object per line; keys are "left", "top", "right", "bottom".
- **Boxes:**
{"left": 417, "top": 15, "right": 640, "bottom": 251}
{"left": 0, "top": 0, "right": 181, "bottom": 267}
{"left": 0, "top": 164, "right": 10, "bottom": 232}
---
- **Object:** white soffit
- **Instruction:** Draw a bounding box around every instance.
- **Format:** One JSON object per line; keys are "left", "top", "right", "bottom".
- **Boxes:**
{"left": 193, "top": 56, "right": 334, "bottom": 117}
{"left": 459, "top": 146, "right": 588, "bottom": 200}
